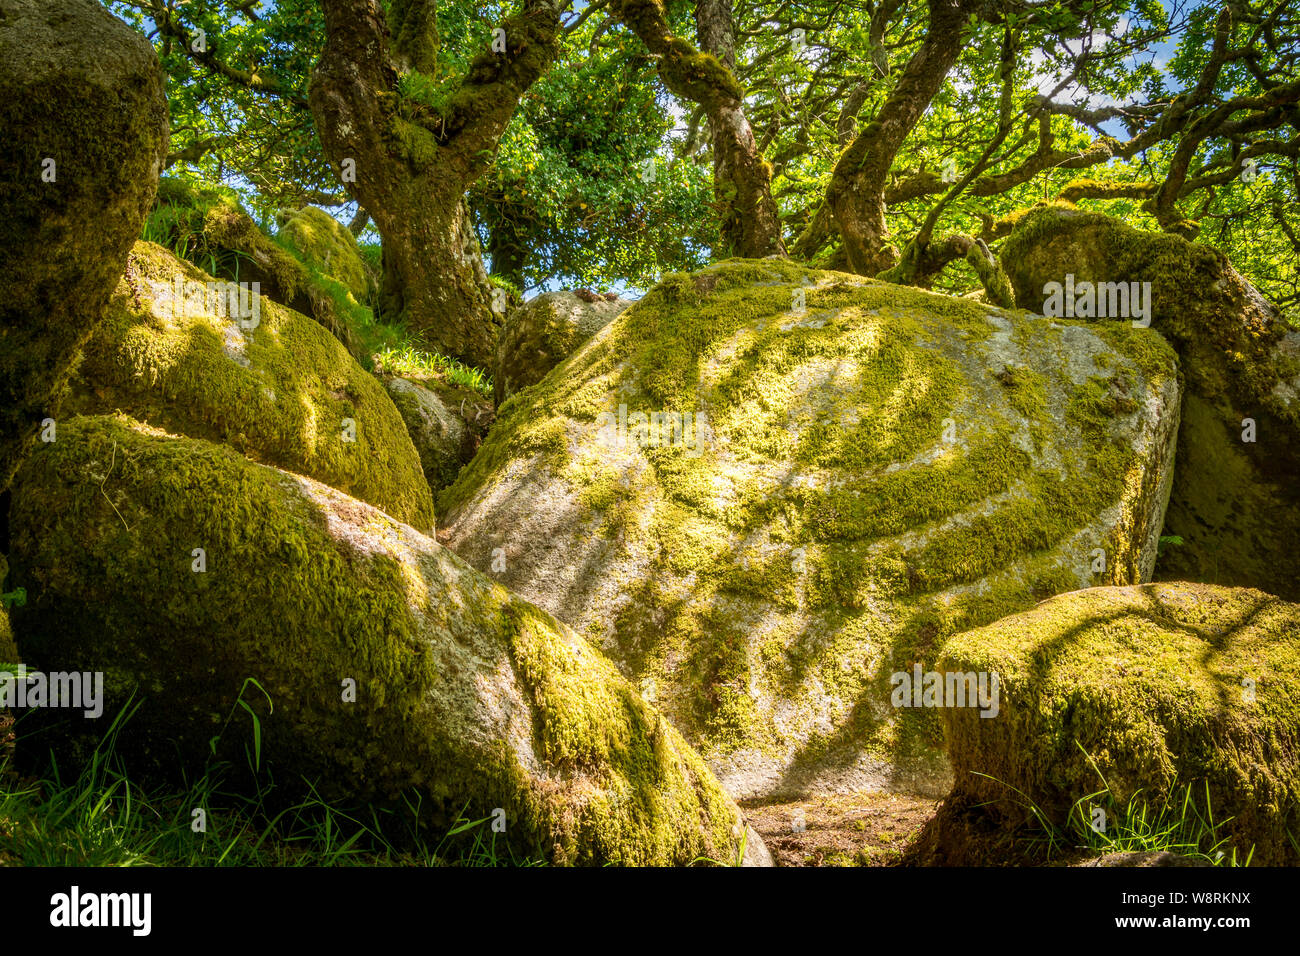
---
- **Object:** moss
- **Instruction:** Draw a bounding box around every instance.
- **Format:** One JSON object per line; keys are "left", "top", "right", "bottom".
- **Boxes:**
{"left": 503, "top": 600, "right": 742, "bottom": 863}
{"left": 68, "top": 241, "right": 435, "bottom": 531}
{"left": 149, "top": 179, "right": 362, "bottom": 358}
{"left": 0, "top": 608, "right": 16, "bottom": 671}
{"left": 939, "top": 582, "right": 1300, "bottom": 865}
{"left": 1156, "top": 392, "right": 1296, "bottom": 595}
{"left": 276, "top": 207, "right": 370, "bottom": 302}
{"left": 441, "top": 259, "right": 1181, "bottom": 788}
{"left": 10, "top": 414, "right": 433, "bottom": 738}
{"left": 998, "top": 365, "right": 1048, "bottom": 429}
{"left": 154, "top": 179, "right": 310, "bottom": 302}
{"left": 0, "top": 2, "right": 169, "bottom": 493}
{"left": 9, "top": 415, "right": 749, "bottom": 866}
{"left": 494, "top": 292, "right": 629, "bottom": 405}
{"left": 1000, "top": 204, "right": 1300, "bottom": 599}
{"left": 1000, "top": 203, "right": 1277, "bottom": 403}
{"left": 963, "top": 243, "right": 1016, "bottom": 309}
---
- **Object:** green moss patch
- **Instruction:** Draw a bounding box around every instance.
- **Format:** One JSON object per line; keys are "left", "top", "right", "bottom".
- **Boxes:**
{"left": 67, "top": 241, "right": 435, "bottom": 531}
{"left": 938, "top": 582, "right": 1300, "bottom": 865}
{"left": 440, "top": 259, "right": 1181, "bottom": 797}
{"left": 277, "top": 206, "right": 371, "bottom": 303}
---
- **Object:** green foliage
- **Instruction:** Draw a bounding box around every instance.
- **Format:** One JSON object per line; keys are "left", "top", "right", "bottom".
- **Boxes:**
{"left": 104, "top": 1, "right": 1300, "bottom": 320}
{"left": 471, "top": 14, "right": 717, "bottom": 291}
{"left": 976, "top": 754, "right": 1256, "bottom": 867}
{"left": 373, "top": 346, "right": 493, "bottom": 397}
{"left": 0, "top": 701, "right": 541, "bottom": 866}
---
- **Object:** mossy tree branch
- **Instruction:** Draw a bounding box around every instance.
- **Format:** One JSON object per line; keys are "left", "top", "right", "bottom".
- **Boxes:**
{"left": 309, "top": 0, "right": 567, "bottom": 366}
{"left": 609, "top": 0, "right": 784, "bottom": 257}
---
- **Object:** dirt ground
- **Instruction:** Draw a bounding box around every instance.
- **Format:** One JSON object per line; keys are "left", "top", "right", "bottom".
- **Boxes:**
{"left": 743, "top": 790, "right": 942, "bottom": 867}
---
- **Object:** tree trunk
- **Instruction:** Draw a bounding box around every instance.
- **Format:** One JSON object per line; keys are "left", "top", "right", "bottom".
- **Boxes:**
{"left": 310, "top": 0, "right": 562, "bottom": 368}
{"left": 614, "top": 0, "right": 784, "bottom": 258}
{"left": 826, "top": 0, "right": 974, "bottom": 276}
{"left": 376, "top": 194, "right": 495, "bottom": 365}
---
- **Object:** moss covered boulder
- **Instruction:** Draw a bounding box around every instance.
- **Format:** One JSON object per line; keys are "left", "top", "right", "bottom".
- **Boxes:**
{"left": 935, "top": 583, "right": 1300, "bottom": 865}
{"left": 7, "top": 415, "right": 763, "bottom": 865}
{"left": 65, "top": 241, "right": 436, "bottom": 531}
{"left": 0, "top": 608, "right": 14, "bottom": 670}
{"left": 494, "top": 291, "right": 632, "bottom": 406}
{"left": 384, "top": 376, "right": 493, "bottom": 494}
{"left": 440, "top": 259, "right": 1182, "bottom": 798}
{"left": 150, "top": 178, "right": 363, "bottom": 358}
{"left": 0, "top": 556, "right": 16, "bottom": 667}
{"left": 276, "top": 206, "right": 371, "bottom": 303}
{"left": 1000, "top": 204, "right": 1300, "bottom": 600}
{"left": 0, "top": 0, "right": 169, "bottom": 493}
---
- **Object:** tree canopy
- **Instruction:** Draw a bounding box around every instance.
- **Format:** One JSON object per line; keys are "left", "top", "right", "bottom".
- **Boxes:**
{"left": 106, "top": 0, "right": 1300, "bottom": 353}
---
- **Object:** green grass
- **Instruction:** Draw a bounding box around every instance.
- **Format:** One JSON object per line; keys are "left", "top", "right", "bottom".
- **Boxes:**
{"left": 138, "top": 195, "right": 495, "bottom": 397}
{"left": 972, "top": 743, "right": 1256, "bottom": 866}
{"left": 372, "top": 345, "right": 493, "bottom": 396}
{"left": 0, "top": 700, "right": 541, "bottom": 867}
{"left": 140, "top": 201, "right": 260, "bottom": 284}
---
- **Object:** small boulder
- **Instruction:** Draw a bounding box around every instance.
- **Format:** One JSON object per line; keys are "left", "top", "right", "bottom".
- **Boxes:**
{"left": 65, "top": 241, "right": 436, "bottom": 531}
{"left": 494, "top": 290, "right": 632, "bottom": 406}
{"left": 384, "top": 376, "right": 493, "bottom": 494}
{"left": 8, "top": 415, "right": 761, "bottom": 866}
{"left": 0, "top": 0, "right": 169, "bottom": 493}
{"left": 276, "top": 206, "right": 371, "bottom": 303}
{"left": 937, "top": 582, "right": 1300, "bottom": 865}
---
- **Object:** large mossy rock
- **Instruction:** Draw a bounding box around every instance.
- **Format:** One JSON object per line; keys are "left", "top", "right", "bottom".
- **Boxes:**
{"left": 0, "top": 555, "right": 16, "bottom": 666}
{"left": 494, "top": 290, "right": 632, "bottom": 406}
{"left": 64, "top": 241, "right": 436, "bottom": 531}
{"left": 1000, "top": 205, "right": 1300, "bottom": 600}
{"left": 150, "top": 178, "right": 363, "bottom": 358}
{"left": 8, "top": 415, "right": 762, "bottom": 866}
{"left": 384, "top": 376, "right": 493, "bottom": 495}
{"left": 439, "top": 260, "right": 1182, "bottom": 798}
{"left": 276, "top": 205, "right": 371, "bottom": 303}
{"left": 0, "top": 609, "right": 13, "bottom": 669}
{"left": 0, "top": 0, "right": 169, "bottom": 493}
{"left": 935, "top": 582, "right": 1300, "bottom": 865}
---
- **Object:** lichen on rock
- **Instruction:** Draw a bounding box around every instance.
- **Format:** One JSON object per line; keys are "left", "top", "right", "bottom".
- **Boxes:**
{"left": 7, "top": 414, "right": 762, "bottom": 866}
{"left": 934, "top": 582, "right": 1300, "bottom": 865}
{"left": 65, "top": 241, "right": 436, "bottom": 531}
{"left": 494, "top": 290, "right": 632, "bottom": 406}
{"left": 999, "top": 204, "right": 1300, "bottom": 599}
{"left": 440, "top": 258, "right": 1182, "bottom": 799}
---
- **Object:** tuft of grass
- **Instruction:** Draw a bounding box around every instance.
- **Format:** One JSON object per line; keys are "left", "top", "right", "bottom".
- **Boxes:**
{"left": 971, "top": 742, "right": 1254, "bottom": 866}
{"left": 0, "top": 696, "right": 541, "bottom": 867}
{"left": 373, "top": 345, "right": 493, "bottom": 396}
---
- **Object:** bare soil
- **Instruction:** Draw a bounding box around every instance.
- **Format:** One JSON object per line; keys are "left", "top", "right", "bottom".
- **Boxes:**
{"left": 743, "top": 790, "right": 941, "bottom": 866}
